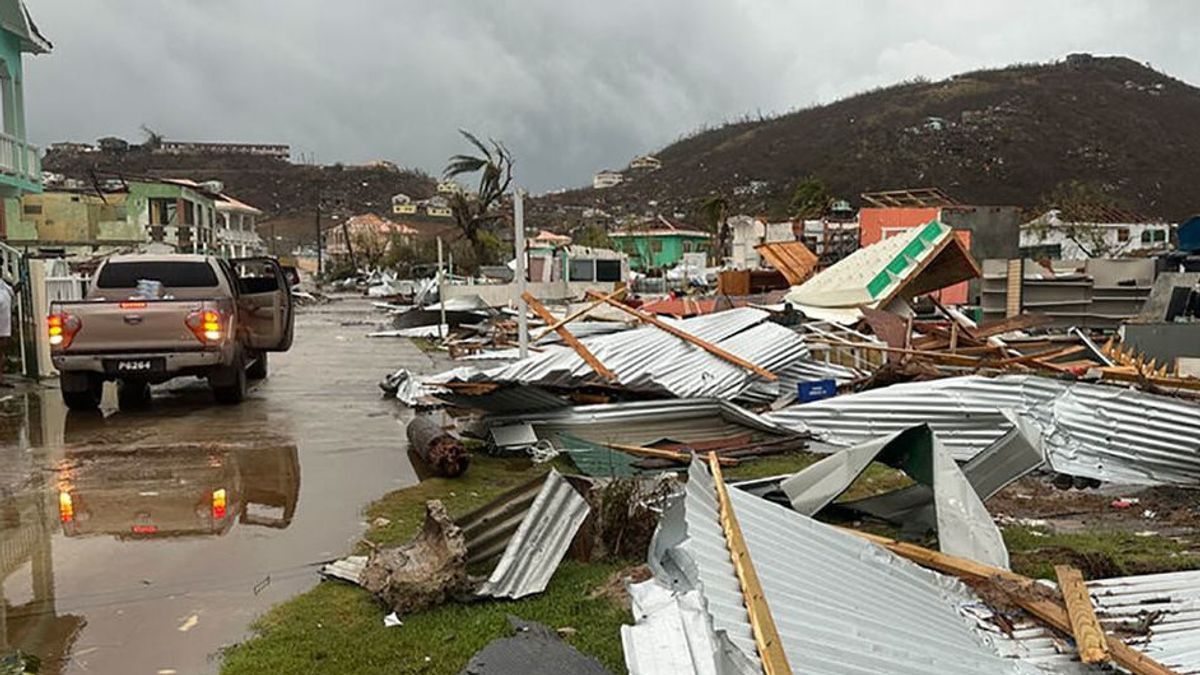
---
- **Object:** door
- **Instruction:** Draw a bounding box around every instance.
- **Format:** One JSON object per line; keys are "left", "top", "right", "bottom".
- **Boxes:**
{"left": 230, "top": 257, "right": 294, "bottom": 351}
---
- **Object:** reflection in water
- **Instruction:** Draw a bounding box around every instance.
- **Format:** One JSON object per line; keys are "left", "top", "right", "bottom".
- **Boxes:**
{"left": 55, "top": 441, "right": 300, "bottom": 539}
{"left": 0, "top": 386, "right": 301, "bottom": 672}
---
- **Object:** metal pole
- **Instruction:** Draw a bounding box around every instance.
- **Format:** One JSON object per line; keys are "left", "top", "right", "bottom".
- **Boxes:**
{"left": 436, "top": 237, "right": 446, "bottom": 340}
{"left": 514, "top": 187, "right": 528, "bottom": 359}
{"left": 314, "top": 191, "right": 322, "bottom": 278}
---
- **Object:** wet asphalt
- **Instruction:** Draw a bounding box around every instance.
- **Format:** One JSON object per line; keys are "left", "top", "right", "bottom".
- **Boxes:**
{"left": 0, "top": 297, "right": 426, "bottom": 673}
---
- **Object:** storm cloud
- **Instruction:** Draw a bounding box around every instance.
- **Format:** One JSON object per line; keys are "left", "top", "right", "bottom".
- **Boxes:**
{"left": 22, "top": 0, "right": 1200, "bottom": 191}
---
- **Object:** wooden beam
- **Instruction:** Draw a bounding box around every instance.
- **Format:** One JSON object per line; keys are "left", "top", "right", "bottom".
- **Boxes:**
{"left": 531, "top": 287, "right": 628, "bottom": 342}
{"left": 522, "top": 292, "right": 618, "bottom": 381}
{"left": 1055, "top": 565, "right": 1110, "bottom": 663}
{"left": 843, "top": 530, "right": 1179, "bottom": 675}
{"left": 585, "top": 291, "right": 778, "bottom": 381}
{"left": 805, "top": 339, "right": 982, "bottom": 367}
{"left": 604, "top": 442, "right": 740, "bottom": 466}
{"left": 709, "top": 453, "right": 793, "bottom": 675}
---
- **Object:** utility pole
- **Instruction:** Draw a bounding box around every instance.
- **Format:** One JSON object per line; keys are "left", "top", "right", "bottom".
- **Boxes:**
{"left": 436, "top": 236, "right": 446, "bottom": 340}
{"left": 514, "top": 187, "right": 528, "bottom": 359}
{"left": 314, "top": 192, "right": 323, "bottom": 278}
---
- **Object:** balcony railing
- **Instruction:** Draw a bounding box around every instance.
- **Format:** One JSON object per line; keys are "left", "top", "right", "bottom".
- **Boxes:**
{"left": 0, "top": 132, "right": 41, "bottom": 185}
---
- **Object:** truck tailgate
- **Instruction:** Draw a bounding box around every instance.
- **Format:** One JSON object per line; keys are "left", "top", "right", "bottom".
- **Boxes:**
{"left": 54, "top": 299, "right": 222, "bottom": 353}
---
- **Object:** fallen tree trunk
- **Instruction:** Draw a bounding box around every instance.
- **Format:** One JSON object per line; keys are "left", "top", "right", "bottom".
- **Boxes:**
{"left": 407, "top": 415, "right": 470, "bottom": 478}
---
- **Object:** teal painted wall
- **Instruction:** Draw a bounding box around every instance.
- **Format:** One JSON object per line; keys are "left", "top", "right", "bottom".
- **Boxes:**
{"left": 0, "top": 26, "right": 38, "bottom": 195}
{"left": 613, "top": 234, "right": 709, "bottom": 270}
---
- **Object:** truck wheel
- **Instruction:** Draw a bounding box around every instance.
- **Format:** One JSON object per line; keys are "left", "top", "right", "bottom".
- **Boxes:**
{"left": 61, "top": 374, "right": 103, "bottom": 411}
{"left": 117, "top": 379, "right": 152, "bottom": 409}
{"left": 212, "top": 352, "right": 247, "bottom": 405}
{"left": 247, "top": 352, "right": 268, "bottom": 380}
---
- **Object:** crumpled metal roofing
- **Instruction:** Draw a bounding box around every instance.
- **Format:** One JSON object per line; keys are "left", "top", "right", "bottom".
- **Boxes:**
{"left": 1090, "top": 569, "right": 1200, "bottom": 674}
{"left": 475, "top": 469, "right": 590, "bottom": 599}
{"left": 651, "top": 461, "right": 1042, "bottom": 674}
{"left": 767, "top": 375, "right": 1200, "bottom": 486}
{"left": 448, "top": 307, "right": 810, "bottom": 402}
{"left": 621, "top": 579, "right": 760, "bottom": 675}
{"left": 486, "top": 398, "right": 792, "bottom": 449}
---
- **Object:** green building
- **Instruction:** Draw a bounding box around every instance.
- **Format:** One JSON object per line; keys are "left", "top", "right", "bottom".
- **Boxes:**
{"left": 609, "top": 217, "right": 711, "bottom": 270}
{"left": 0, "top": 0, "right": 51, "bottom": 239}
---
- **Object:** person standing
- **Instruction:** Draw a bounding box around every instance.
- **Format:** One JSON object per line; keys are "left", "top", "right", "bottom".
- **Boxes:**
{"left": 0, "top": 277, "right": 14, "bottom": 387}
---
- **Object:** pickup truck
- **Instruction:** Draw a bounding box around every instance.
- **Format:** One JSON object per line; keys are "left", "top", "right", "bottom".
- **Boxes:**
{"left": 49, "top": 254, "right": 295, "bottom": 410}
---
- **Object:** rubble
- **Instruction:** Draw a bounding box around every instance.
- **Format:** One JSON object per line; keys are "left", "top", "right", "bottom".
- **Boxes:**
{"left": 359, "top": 500, "right": 471, "bottom": 615}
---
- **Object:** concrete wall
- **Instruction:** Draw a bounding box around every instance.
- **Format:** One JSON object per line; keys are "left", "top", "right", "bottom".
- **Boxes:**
{"left": 939, "top": 206, "right": 1021, "bottom": 261}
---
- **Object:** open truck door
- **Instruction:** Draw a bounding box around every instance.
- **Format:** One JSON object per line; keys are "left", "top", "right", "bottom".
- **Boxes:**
{"left": 229, "top": 257, "right": 295, "bottom": 351}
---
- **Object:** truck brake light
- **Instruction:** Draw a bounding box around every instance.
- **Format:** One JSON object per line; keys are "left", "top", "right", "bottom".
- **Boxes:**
{"left": 212, "top": 488, "right": 227, "bottom": 520}
{"left": 58, "top": 491, "right": 74, "bottom": 522}
{"left": 48, "top": 313, "right": 82, "bottom": 348}
{"left": 185, "top": 310, "right": 225, "bottom": 344}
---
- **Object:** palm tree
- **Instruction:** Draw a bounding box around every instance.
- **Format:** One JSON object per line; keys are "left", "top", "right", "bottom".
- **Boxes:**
{"left": 444, "top": 130, "right": 514, "bottom": 265}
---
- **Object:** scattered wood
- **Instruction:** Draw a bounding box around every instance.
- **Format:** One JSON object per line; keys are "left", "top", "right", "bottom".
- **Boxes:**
{"left": 585, "top": 290, "right": 778, "bottom": 381}
{"left": 603, "top": 442, "right": 740, "bottom": 466}
{"left": 522, "top": 292, "right": 618, "bottom": 381}
{"left": 708, "top": 453, "right": 793, "bottom": 675}
{"left": 843, "top": 529, "right": 1180, "bottom": 675}
{"left": 531, "top": 287, "right": 628, "bottom": 342}
{"left": 1055, "top": 565, "right": 1110, "bottom": 664}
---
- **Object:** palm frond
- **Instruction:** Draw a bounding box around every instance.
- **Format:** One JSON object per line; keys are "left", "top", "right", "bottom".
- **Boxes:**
{"left": 458, "top": 129, "right": 492, "bottom": 161}
{"left": 444, "top": 156, "right": 488, "bottom": 178}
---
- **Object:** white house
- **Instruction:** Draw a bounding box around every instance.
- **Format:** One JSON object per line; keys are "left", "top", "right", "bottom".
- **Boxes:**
{"left": 214, "top": 194, "right": 265, "bottom": 258}
{"left": 1020, "top": 208, "right": 1173, "bottom": 260}
{"left": 629, "top": 154, "right": 662, "bottom": 171}
{"left": 392, "top": 193, "right": 417, "bottom": 215}
{"left": 593, "top": 170, "right": 624, "bottom": 189}
{"left": 729, "top": 215, "right": 794, "bottom": 268}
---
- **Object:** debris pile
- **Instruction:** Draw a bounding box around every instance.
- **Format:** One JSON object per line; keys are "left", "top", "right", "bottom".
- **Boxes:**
{"left": 347, "top": 216, "right": 1200, "bottom": 673}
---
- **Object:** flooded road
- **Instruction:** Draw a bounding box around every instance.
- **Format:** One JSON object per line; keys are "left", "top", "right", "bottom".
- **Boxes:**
{"left": 0, "top": 298, "right": 427, "bottom": 673}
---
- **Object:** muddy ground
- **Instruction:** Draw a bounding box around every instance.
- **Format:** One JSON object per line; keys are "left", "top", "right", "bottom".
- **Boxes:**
{"left": 0, "top": 297, "right": 428, "bottom": 674}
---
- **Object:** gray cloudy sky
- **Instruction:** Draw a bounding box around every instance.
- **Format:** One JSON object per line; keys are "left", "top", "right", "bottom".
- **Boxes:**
{"left": 22, "top": 0, "right": 1200, "bottom": 192}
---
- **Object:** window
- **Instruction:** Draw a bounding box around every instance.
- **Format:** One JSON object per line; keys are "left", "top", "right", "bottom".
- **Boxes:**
{"left": 650, "top": 239, "right": 663, "bottom": 254}
{"left": 22, "top": 204, "right": 41, "bottom": 215}
{"left": 683, "top": 241, "right": 693, "bottom": 252}
{"left": 1141, "top": 230, "right": 1153, "bottom": 244}
{"left": 149, "top": 198, "right": 177, "bottom": 225}
{"left": 97, "top": 261, "right": 219, "bottom": 289}
{"left": 1154, "top": 229, "right": 1167, "bottom": 242}
{"left": 596, "top": 259, "right": 622, "bottom": 282}
{"left": 1117, "top": 227, "right": 1130, "bottom": 242}
{"left": 568, "top": 258, "right": 595, "bottom": 282}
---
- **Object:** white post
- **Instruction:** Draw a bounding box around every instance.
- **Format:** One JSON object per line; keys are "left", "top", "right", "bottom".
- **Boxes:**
{"left": 514, "top": 187, "right": 528, "bottom": 359}
{"left": 436, "top": 236, "right": 446, "bottom": 340}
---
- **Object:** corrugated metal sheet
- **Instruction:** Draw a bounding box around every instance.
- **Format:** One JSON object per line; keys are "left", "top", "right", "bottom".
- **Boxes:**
{"left": 621, "top": 579, "right": 761, "bottom": 675}
{"left": 657, "top": 461, "right": 1042, "bottom": 674}
{"left": 448, "top": 308, "right": 810, "bottom": 403}
{"left": 475, "top": 470, "right": 590, "bottom": 599}
{"left": 767, "top": 375, "right": 1200, "bottom": 486}
{"left": 486, "top": 398, "right": 792, "bottom": 449}
{"left": 1090, "top": 569, "right": 1200, "bottom": 674}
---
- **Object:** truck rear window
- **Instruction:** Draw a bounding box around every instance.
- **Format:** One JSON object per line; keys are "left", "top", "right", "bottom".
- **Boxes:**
{"left": 96, "top": 262, "right": 219, "bottom": 289}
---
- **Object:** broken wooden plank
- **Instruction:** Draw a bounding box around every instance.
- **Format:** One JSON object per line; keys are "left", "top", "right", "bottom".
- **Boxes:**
{"left": 1055, "top": 565, "right": 1110, "bottom": 664}
{"left": 522, "top": 292, "right": 618, "bottom": 381}
{"left": 531, "top": 287, "right": 628, "bottom": 342}
{"left": 755, "top": 240, "right": 818, "bottom": 285}
{"left": 709, "top": 453, "right": 793, "bottom": 675}
{"left": 585, "top": 290, "right": 778, "bottom": 381}
{"left": 604, "top": 442, "right": 739, "bottom": 466}
{"left": 843, "top": 530, "right": 1179, "bottom": 675}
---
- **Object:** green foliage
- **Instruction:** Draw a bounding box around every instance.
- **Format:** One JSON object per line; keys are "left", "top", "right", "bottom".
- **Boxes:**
{"left": 788, "top": 175, "right": 831, "bottom": 218}
{"left": 573, "top": 223, "right": 612, "bottom": 249}
{"left": 1, "top": 650, "right": 39, "bottom": 675}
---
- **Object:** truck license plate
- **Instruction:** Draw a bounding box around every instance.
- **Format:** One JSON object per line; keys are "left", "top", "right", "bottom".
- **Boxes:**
{"left": 105, "top": 358, "right": 165, "bottom": 374}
